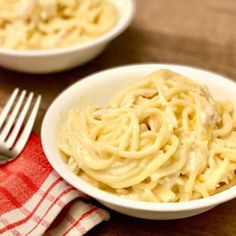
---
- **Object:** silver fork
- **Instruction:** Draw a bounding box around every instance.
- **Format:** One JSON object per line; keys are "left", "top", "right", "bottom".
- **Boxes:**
{"left": 0, "top": 88, "right": 41, "bottom": 164}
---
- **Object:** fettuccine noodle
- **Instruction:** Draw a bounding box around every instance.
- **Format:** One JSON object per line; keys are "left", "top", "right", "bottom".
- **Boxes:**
{"left": 0, "top": 0, "right": 117, "bottom": 50}
{"left": 58, "top": 69, "right": 236, "bottom": 202}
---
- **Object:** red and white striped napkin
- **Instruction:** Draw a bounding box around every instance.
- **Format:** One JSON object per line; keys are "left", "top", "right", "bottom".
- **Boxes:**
{"left": 0, "top": 133, "right": 110, "bottom": 236}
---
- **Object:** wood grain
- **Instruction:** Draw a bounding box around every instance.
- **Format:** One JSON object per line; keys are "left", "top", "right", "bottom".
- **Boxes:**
{"left": 0, "top": 0, "right": 236, "bottom": 235}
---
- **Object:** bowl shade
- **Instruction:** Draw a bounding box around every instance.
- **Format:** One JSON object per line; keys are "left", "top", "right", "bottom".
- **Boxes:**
{"left": 0, "top": 43, "right": 108, "bottom": 73}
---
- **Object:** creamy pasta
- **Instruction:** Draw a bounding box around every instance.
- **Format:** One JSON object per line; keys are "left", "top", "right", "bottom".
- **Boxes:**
{"left": 0, "top": 0, "right": 117, "bottom": 50}
{"left": 58, "top": 69, "right": 236, "bottom": 202}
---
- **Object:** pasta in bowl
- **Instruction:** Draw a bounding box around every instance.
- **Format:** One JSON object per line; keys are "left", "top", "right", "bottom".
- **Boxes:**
{"left": 0, "top": 0, "right": 135, "bottom": 73}
{"left": 0, "top": 0, "right": 118, "bottom": 50}
{"left": 42, "top": 64, "right": 236, "bottom": 219}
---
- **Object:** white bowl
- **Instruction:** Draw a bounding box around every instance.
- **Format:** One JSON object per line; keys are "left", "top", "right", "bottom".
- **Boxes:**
{"left": 0, "top": 0, "right": 135, "bottom": 74}
{"left": 41, "top": 64, "right": 236, "bottom": 219}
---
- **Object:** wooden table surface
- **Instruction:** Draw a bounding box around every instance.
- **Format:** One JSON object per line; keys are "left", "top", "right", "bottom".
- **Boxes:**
{"left": 1, "top": 0, "right": 236, "bottom": 235}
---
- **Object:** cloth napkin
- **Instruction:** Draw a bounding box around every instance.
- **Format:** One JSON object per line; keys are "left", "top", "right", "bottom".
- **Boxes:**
{"left": 0, "top": 133, "right": 110, "bottom": 236}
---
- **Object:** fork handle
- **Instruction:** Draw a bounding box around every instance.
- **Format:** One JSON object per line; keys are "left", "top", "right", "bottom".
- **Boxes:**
{"left": 0, "top": 155, "right": 11, "bottom": 165}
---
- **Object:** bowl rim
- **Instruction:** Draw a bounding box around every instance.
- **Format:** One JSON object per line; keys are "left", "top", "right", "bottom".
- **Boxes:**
{"left": 41, "top": 63, "right": 236, "bottom": 212}
{"left": 0, "top": 0, "right": 135, "bottom": 57}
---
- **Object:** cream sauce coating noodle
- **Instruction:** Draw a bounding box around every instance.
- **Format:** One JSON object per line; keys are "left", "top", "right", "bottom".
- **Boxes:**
{"left": 0, "top": 0, "right": 117, "bottom": 50}
{"left": 58, "top": 69, "right": 236, "bottom": 202}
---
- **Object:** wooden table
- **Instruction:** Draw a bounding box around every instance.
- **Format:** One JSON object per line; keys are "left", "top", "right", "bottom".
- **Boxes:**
{"left": 1, "top": 0, "right": 236, "bottom": 235}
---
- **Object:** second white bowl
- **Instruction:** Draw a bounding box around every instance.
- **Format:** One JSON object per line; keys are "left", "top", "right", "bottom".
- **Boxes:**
{"left": 0, "top": 0, "right": 135, "bottom": 73}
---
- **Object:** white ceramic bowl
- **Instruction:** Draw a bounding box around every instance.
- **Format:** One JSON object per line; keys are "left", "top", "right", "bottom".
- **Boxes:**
{"left": 0, "top": 0, "right": 135, "bottom": 74}
{"left": 41, "top": 64, "right": 236, "bottom": 219}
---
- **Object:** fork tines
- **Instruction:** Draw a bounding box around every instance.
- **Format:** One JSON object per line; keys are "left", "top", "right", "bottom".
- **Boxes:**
{"left": 0, "top": 88, "right": 41, "bottom": 151}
